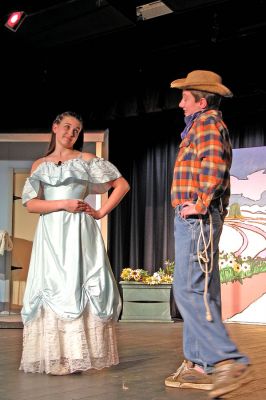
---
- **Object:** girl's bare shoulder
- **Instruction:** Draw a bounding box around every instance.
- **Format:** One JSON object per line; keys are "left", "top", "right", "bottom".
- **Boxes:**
{"left": 81, "top": 152, "right": 98, "bottom": 161}
{"left": 30, "top": 157, "right": 46, "bottom": 173}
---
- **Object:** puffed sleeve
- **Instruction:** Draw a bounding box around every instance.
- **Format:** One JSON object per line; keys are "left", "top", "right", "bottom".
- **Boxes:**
{"left": 21, "top": 177, "right": 42, "bottom": 205}
{"left": 85, "top": 158, "right": 122, "bottom": 194}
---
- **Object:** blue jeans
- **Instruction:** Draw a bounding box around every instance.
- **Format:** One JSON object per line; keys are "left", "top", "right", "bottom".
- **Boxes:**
{"left": 173, "top": 205, "right": 249, "bottom": 372}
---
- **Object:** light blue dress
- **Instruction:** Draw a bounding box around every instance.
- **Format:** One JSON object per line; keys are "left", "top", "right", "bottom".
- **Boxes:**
{"left": 20, "top": 157, "right": 122, "bottom": 374}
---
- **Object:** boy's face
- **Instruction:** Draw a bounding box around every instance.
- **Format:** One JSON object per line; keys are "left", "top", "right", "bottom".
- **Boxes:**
{"left": 179, "top": 90, "right": 206, "bottom": 117}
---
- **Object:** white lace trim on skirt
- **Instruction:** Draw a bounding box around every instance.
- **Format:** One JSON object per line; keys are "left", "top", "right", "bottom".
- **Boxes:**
{"left": 19, "top": 305, "right": 119, "bottom": 374}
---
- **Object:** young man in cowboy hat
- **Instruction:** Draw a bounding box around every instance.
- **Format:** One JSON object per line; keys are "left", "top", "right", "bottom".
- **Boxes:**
{"left": 165, "top": 70, "right": 252, "bottom": 398}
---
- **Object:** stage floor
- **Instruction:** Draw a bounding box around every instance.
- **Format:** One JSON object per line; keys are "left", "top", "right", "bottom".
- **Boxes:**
{"left": 0, "top": 321, "right": 265, "bottom": 400}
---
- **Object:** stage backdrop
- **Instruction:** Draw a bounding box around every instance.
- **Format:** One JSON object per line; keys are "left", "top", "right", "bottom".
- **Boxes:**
{"left": 220, "top": 146, "right": 266, "bottom": 324}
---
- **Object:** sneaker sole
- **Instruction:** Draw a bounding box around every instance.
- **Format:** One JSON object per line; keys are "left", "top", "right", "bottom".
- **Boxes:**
{"left": 208, "top": 370, "right": 253, "bottom": 398}
{"left": 165, "top": 380, "right": 213, "bottom": 390}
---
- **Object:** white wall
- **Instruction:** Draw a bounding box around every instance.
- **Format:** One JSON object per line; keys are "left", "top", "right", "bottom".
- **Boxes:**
{"left": 0, "top": 161, "right": 32, "bottom": 233}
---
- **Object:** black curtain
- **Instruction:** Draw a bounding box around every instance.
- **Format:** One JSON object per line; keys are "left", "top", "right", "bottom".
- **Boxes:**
{"left": 107, "top": 111, "right": 181, "bottom": 281}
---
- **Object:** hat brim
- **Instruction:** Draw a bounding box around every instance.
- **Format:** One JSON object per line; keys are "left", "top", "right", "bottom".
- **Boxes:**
{"left": 170, "top": 79, "right": 233, "bottom": 98}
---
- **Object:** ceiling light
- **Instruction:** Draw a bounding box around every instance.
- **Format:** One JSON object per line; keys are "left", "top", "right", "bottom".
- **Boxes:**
{"left": 136, "top": 1, "right": 173, "bottom": 21}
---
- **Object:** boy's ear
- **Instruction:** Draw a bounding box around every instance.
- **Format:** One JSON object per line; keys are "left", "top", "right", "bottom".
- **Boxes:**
{"left": 199, "top": 97, "right": 208, "bottom": 110}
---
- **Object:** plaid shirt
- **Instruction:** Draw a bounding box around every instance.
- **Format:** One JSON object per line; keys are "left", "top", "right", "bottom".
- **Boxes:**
{"left": 171, "top": 110, "right": 232, "bottom": 214}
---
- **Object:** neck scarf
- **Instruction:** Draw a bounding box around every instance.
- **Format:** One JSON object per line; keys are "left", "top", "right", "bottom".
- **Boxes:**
{"left": 180, "top": 111, "right": 202, "bottom": 139}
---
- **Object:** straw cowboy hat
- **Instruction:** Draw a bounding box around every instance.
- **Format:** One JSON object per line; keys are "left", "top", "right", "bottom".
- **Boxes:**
{"left": 170, "top": 70, "right": 233, "bottom": 97}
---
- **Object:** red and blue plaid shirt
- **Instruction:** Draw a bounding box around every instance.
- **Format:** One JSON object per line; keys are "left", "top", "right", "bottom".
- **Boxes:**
{"left": 171, "top": 110, "right": 232, "bottom": 214}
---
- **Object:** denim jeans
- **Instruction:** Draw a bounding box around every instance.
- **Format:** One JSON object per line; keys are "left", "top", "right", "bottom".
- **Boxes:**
{"left": 173, "top": 205, "right": 249, "bottom": 372}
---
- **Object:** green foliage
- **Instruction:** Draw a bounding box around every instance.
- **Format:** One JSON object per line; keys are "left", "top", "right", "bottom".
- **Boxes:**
{"left": 219, "top": 252, "right": 266, "bottom": 284}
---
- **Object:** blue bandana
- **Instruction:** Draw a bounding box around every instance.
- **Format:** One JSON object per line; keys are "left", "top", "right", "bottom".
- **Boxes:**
{"left": 180, "top": 111, "right": 202, "bottom": 139}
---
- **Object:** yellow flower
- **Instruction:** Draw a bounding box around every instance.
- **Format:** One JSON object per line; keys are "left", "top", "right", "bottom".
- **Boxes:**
{"left": 233, "top": 262, "right": 241, "bottom": 272}
{"left": 120, "top": 268, "right": 133, "bottom": 281}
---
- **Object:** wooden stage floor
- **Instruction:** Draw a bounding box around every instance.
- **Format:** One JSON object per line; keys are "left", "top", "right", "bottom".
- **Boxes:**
{"left": 0, "top": 321, "right": 265, "bottom": 400}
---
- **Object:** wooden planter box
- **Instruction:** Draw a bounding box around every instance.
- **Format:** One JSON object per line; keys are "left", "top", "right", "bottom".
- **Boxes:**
{"left": 119, "top": 281, "right": 173, "bottom": 323}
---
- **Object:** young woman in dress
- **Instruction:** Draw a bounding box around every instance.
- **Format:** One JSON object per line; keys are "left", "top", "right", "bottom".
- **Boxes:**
{"left": 20, "top": 111, "right": 130, "bottom": 375}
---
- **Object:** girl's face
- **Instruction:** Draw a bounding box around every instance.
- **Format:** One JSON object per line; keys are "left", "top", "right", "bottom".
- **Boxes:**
{"left": 52, "top": 116, "right": 82, "bottom": 148}
{"left": 179, "top": 90, "right": 207, "bottom": 116}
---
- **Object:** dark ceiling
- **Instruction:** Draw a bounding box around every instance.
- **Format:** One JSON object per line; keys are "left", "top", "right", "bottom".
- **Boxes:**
{"left": 1, "top": 1, "right": 136, "bottom": 48}
{"left": 0, "top": 0, "right": 266, "bottom": 129}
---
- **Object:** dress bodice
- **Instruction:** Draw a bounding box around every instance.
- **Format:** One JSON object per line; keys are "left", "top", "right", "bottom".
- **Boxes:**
{"left": 43, "top": 179, "right": 88, "bottom": 201}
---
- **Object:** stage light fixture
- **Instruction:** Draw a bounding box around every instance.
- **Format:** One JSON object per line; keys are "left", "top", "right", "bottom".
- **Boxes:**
{"left": 136, "top": 1, "right": 173, "bottom": 21}
{"left": 5, "top": 11, "right": 27, "bottom": 32}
